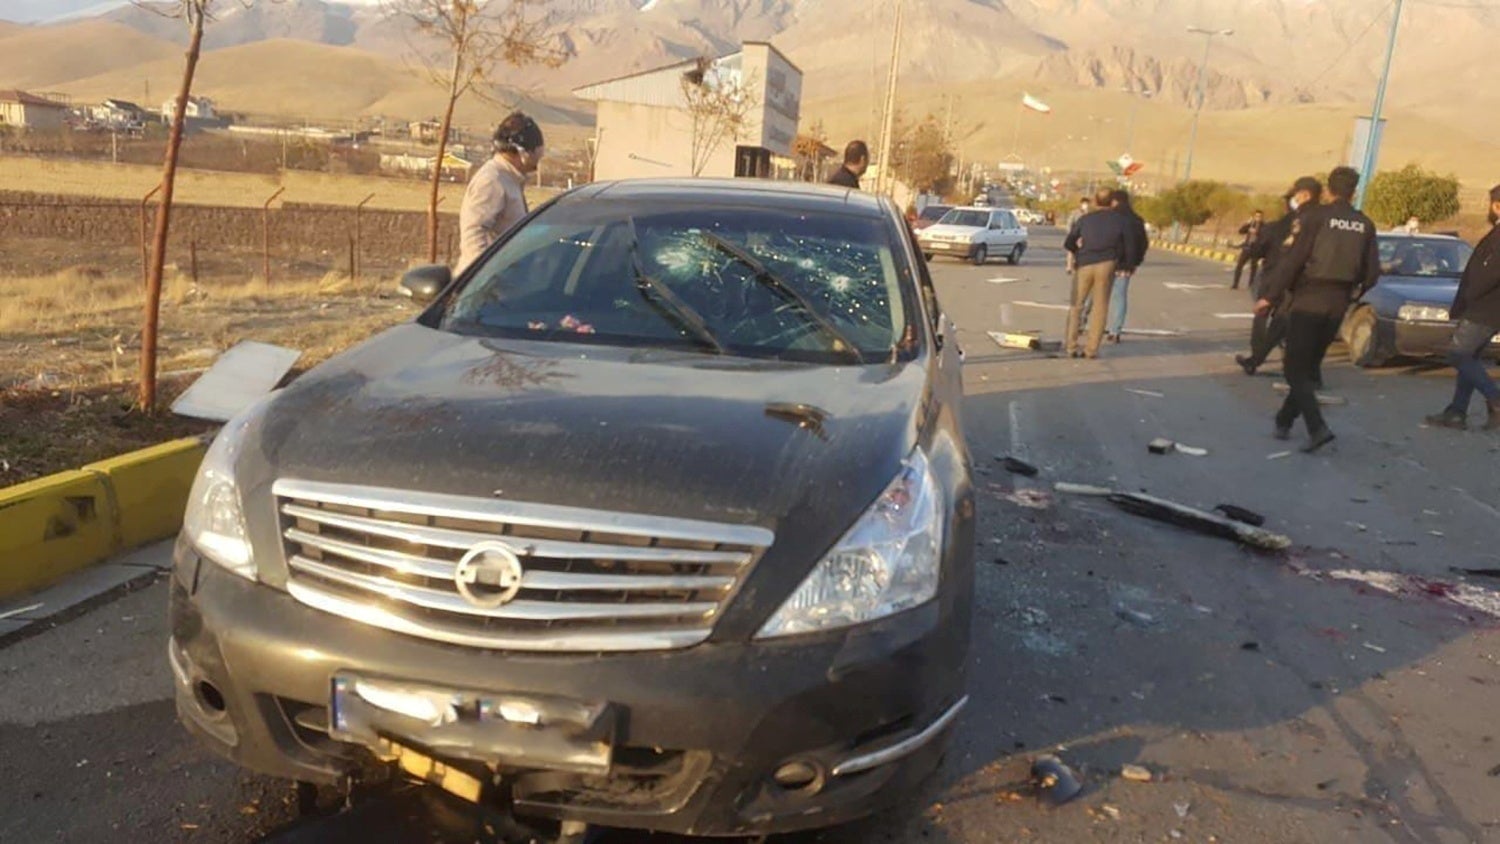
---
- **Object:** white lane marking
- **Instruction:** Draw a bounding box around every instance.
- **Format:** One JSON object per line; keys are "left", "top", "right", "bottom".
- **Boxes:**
{"left": 1014, "top": 301, "right": 1071, "bottom": 311}
{"left": 1121, "top": 328, "right": 1185, "bottom": 337}
{"left": 987, "top": 277, "right": 1025, "bottom": 285}
{"left": 1125, "top": 388, "right": 1165, "bottom": 398}
{"left": 1213, "top": 313, "right": 1256, "bottom": 319}
{"left": 1008, "top": 400, "right": 1024, "bottom": 457}
{"left": 1163, "top": 282, "right": 1221, "bottom": 291}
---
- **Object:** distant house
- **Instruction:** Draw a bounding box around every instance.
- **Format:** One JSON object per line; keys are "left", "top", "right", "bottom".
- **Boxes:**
{"left": 408, "top": 119, "right": 448, "bottom": 145}
{"left": 0, "top": 90, "right": 69, "bottom": 131}
{"left": 163, "top": 96, "right": 217, "bottom": 121}
{"left": 89, "top": 98, "right": 148, "bottom": 131}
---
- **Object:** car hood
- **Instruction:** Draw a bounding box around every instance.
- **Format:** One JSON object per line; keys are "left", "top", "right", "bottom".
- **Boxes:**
{"left": 249, "top": 324, "right": 926, "bottom": 533}
{"left": 1372, "top": 276, "right": 1459, "bottom": 307}
{"left": 922, "top": 224, "right": 981, "bottom": 238}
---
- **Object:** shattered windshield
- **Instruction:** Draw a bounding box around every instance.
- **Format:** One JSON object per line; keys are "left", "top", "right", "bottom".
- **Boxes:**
{"left": 939, "top": 209, "right": 989, "bottom": 228}
{"left": 442, "top": 201, "right": 911, "bottom": 363}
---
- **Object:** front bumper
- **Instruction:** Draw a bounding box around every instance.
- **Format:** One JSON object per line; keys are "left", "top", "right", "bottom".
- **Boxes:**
{"left": 918, "top": 239, "right": 979, "bottom": 258}
{"left": 168, "top": 542, "right": 969, "bottom": 837}
{"left": 1392, "top": 318, "right": 1500, "bottom": 359}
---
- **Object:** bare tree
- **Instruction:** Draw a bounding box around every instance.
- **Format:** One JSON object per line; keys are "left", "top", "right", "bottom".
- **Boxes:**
{"left": 680, "top": 58, "right": 755, "bottom": 178}
{"left": 383, "top": 0, "right": 568, "bottom": 263}
{"left": 133, "top": 0, "right": 250, "bottom": 411}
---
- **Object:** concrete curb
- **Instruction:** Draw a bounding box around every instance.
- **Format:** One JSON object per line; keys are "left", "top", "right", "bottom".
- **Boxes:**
{"left": 0, "top": 437, "right": 207, "bottom": 600}
{"left": 1153, "top": 239, "right": 1237, "bottom": 266}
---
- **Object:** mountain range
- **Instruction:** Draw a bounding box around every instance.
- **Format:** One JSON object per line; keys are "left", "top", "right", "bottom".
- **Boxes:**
{"left": 0, "top": 0, "right": 1496, "bottom": 191}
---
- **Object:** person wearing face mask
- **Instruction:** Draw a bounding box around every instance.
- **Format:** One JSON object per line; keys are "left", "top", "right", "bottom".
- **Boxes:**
{"left": 1237, "top": 177, "right": 1321, "bottom": 376}
{"left": 1424, "top": 184, "right": 1500, "bottom": 431}
{"left": 457, "top": 111, "right": 545, "bottom": 274}
{"left": 1256, "top": 167, "right": 1380, "bottom": 453}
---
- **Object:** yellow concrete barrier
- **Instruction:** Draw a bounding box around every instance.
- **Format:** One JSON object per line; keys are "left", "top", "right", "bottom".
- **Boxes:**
{"left": 0, "top": 436, "right": 207, "bottom": 600}
{"left": 0, "top": 471, "right": 115, "bottom": 598}
{"left": 85, "top": 438, "right": 207, "bottom": 552}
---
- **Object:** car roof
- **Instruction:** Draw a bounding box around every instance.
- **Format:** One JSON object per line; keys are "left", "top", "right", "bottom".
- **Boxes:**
{"left": 1378, "top": 231, "right": 1463, "bottom": 241}
{"left": 565, "top": 178, "right": 891, "bottom": 219}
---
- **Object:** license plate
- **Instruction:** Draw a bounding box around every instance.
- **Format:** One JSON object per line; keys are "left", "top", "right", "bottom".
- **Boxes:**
{"left": 929, "top": 243, "right": 952, "bottom": 251}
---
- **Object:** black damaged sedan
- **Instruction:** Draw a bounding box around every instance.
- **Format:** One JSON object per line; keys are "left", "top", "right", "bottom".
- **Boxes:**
{"left": 168, "top": 179, "right": 975, "bottom": 839}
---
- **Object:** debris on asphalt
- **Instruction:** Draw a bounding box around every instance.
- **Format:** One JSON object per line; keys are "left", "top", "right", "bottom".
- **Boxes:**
{"left": 1173, "top": 442, "right": 1209, "bottom": 456}
{"left": 1429, "top": 530, "right": 1446, "bottom": 538}
{"left": 1019, "top": 607, "right": 1051, "bottom": 627}
{"left": 1320, "top": 568, "right": 1500, "bottom": 621}
{"left": 1362, "top": 642, "right": 1387, "bottom": 654}
{"left": 992, "top": 556, "right": 1012, "bottom": 566}
{"left": 1054, "top": 482, "right": 1114, "bottom": 496}
{"left": 1099, "top": 804, "right": 1122, "bottom": 820}
{"left": 1107, "top": 491, "right": 1292, "bottom": 551}
{"left": 1488, "top": 763, "right": 1500, "bottom": 778}
{"left": 1004, "top": 489, "right": 1053, "bottom": 509}
{"left": 1120, "top": 764, "right": 1153, "bottom": 782}
{"left": 1214, "top": 504, "right": 1266, "bottom": 527}
{"left": 1267, "top": 450, "right": 1293, "bottom": 460}
{"left": 997, "top": 455, "right": 1040, "bottom": 477}
{"left": 1174, "top": 801, "right": 1192, "bottom": 819}
{"left": 1115, "top": 607, "right": 1158, "bottom": 628}
{"left": 1148, "top": 438, "right": 1175, "bottom": 454}
{"left": 1346, "top": 521, "right": 1369, "bottom": 532}
{"left": 1125, "top": 388, "right": 1165, "bottom": 398}
{"left": 1452, "top": 567, "right": 1500, "bottom": 579}
{"left": 988, "top": 330, "right": 1045, "bottom": 351}
{"left": 1030, "top": 755, "right": 1083, "bottom": 805}
{"left": 1240, "top": 641, "right": 1260, "bottom": 651}
{"left": 1351, "top": 496, "right": 1371, "bottom": 503}
{"left": 1041, "top": 693, "right": 1069, "bottom": 705}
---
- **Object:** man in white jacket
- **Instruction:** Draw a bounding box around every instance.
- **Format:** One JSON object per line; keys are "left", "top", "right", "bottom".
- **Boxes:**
{"left": 457, "top": 112, "right": 545, "bottom": 274}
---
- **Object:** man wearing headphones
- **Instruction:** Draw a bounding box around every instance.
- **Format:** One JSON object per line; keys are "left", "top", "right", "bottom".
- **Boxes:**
{"left": 457, "top": 111, "right": 545, "bottom": 273}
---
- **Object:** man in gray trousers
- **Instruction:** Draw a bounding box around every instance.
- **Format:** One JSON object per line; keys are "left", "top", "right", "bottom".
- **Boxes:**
{"left": 1064, "top": 188, "right": 1137, "bottom": 358}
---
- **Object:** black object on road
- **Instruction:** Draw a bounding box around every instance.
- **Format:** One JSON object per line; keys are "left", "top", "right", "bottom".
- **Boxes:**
{"left": 997, "top": 455, "right": 1040, "bottom": 477}
{"left": 1214, "top": 504, "right": 1267, "bottom": 527}
{"left": 1107, "top": 492, "right": 1291, "bottom": 551}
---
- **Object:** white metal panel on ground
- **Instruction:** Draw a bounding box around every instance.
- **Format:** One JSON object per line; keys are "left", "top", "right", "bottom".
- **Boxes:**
{"left": 171, "top": 341, "right": 301, "bottom": 422}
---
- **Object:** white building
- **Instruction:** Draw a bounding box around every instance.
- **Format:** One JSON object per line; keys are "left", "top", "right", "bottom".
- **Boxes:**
{"left": 573, "top": 42, "right": 802, "bottom": 181}
{"left": 162, "top": 96, "right": 216, "bottom": 122}
{"left": 0, "top": 90, "right": 69, "bottom": 131}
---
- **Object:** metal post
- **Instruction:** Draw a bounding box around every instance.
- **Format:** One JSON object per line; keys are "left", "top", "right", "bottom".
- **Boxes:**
{"left": 354, "top": 192, "right": 374, "bottom": 281}
{"left": 874, "top": 0, "right": 905, "bottom": 196}
{"left": 262, "top": 187, "right": 284, "bottom": 284}
{"left": 1356, "top": 0, "right": 1404, "bottom": 210}
{"left": 348, "top": 235, "right": 356, "bottom": 282}
{"left": 1182, "top": 27, "right": 1231, "bottom": 184}
{"left": 139, "top": 184, "right": 160, "bottom": 290}
{"left": 189, "top": 239, "right": 198, "bottom": 285}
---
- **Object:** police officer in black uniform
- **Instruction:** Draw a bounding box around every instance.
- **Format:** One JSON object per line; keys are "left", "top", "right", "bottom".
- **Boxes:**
{"left": 1237, "top": 177, "right": 1322, "bottom": 375}
{"left": 1256, "top": 166, "right": 1380, "bottom": 452}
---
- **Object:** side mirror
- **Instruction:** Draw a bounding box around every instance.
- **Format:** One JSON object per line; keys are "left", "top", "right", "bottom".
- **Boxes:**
{"left": 399, "top": 264, "right": 451, "bottom": 304}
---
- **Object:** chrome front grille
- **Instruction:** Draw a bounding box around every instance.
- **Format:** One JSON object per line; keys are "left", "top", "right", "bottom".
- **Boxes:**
{"left": 272, "top": 478, "right": 773, "bottom": 652}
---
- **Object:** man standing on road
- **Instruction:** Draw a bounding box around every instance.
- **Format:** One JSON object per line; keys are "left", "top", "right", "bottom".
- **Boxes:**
{"left": 1105, "top": 189, "right": 1150, "bottom": 343}
{"left": 827, "top": 141, "right": 869, "bottom": 189}
{"left": 1065, "top": 196, "right": 1091, "bottom": 228}
{"left": 1424, "top": 184, "right": 1500, "bottom": 431}
{"left": 457, "top": 112, "right": 544, "bottom": 274}
{"left": 1065, "top": 188, "right": 1135, "bottom": 358}
{"left": 1237, "top": 178, "right": 1322, "bottom": 376}
{"left": 1256, "top": 167, "right": 1379, "bottom": 452}
{"left": 1233, "top": 210, "right": 1265, "bottom": 290}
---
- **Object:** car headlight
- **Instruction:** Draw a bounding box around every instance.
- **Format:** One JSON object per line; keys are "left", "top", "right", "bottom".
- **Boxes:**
{"left": 757, "top": 450, "right": 944, "bottom": 638}
{"left": 1397, "top": 303, "right": 1450, "bottom": 322}
{"left": 182, "top": 396, "right": 271, "bottom": 581}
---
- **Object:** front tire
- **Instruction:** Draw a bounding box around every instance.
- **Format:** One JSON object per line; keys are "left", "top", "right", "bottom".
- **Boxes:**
{"left": 1008, "top": 243, "right": 1025, "bottom": 265}
{"left": 923, "top": 252, "right": 933, "bottom": 262}
{"left": 971, "top": 245, "right": 988, "bottom": 266}
{"left": 1346, "top": 307, "right": 1389, "bottom": 368}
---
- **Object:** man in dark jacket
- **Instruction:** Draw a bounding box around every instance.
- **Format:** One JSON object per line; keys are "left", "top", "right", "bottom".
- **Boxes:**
{"left": 827, "top": 140, "right": 869, "bottom": 189}
{"left": 1237, "top": 177, "right": 1322, "bottom": 375}
{"left": 1105, "top": 189, "right": 1150, "bottom": 342}
{"left": 1232, "top": 210, "right": 1265, "bottom": 290}
{"left": 1424, "top": 183, "right": 1500, "bottom": 431}
{"left": 1064, "top": 187, "right": 1136, "bottom": 358}
{"left": 1256, "top": 167, "right": 1380, "bottom": 453}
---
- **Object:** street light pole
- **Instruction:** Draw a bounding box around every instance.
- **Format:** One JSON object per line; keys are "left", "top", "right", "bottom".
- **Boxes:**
{"left": 1181, "top": 26, "right": 1232, "bottom": 183}
{"left": 1125, "top": 88, "right": 1152, "bottom": 156}
{"left": 1355, "top": 0, "right": 1404, "bottom": 210}
{"left": 874, "top": 0, "right": 905, "bottom": 196}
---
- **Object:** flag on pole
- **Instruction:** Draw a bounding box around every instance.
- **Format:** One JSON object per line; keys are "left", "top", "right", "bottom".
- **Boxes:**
{"left": 1021, "top": 93, "right": 1052, "bottom": 114}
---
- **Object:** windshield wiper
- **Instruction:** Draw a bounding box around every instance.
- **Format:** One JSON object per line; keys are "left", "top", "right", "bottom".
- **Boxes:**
{"left": 627, "top": 221, "right": 727, "bottom": 355}
{"left": 697, "top": 231, "right": 865, "bottom": 364}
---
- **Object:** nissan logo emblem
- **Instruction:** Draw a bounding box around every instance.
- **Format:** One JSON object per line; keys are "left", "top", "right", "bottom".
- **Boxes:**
{"left": 454, "top": 542, "right": 525, "bottom": 609}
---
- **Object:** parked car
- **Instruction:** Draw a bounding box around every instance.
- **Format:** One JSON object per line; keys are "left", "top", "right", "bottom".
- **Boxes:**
{"left": 971, "top": 194, "right": 991, "bottom": 207}
{"left": 912, "top": 203, "right": 953, "bottom": 231}
{"left": 1342, "top": 232, "right": 1492, "bottom": 367}
{"left": 168, "top": 178, "right": 975, "bottom": 840}
{"left": 916, "top": 206, "right": 1028, "bottom": 266}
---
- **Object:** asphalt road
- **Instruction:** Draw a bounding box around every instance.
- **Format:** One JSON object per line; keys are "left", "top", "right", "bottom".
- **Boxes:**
{"left": 5, "top": 231, "right": 1500, "bottom": 844}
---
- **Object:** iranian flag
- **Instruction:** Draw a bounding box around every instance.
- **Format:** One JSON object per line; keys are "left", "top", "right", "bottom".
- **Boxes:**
{"left": 1022, "top": 93, "right": 1052, "bottom": 114}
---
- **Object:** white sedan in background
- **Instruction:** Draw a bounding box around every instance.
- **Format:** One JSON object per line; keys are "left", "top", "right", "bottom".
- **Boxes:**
{"left": 917, "top": 206, "right": 1029, "bottom": 266}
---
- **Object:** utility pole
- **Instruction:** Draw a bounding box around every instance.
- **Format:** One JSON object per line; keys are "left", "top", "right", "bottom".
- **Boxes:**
{"left": 1181, "top": 26, "right": 1233, "bottom": 183}
{"left": 1355, "top": 0, "right": 1404, "bottom": 210}
{"left": 874, "top": 0, "right": 905, "bottom": 196}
